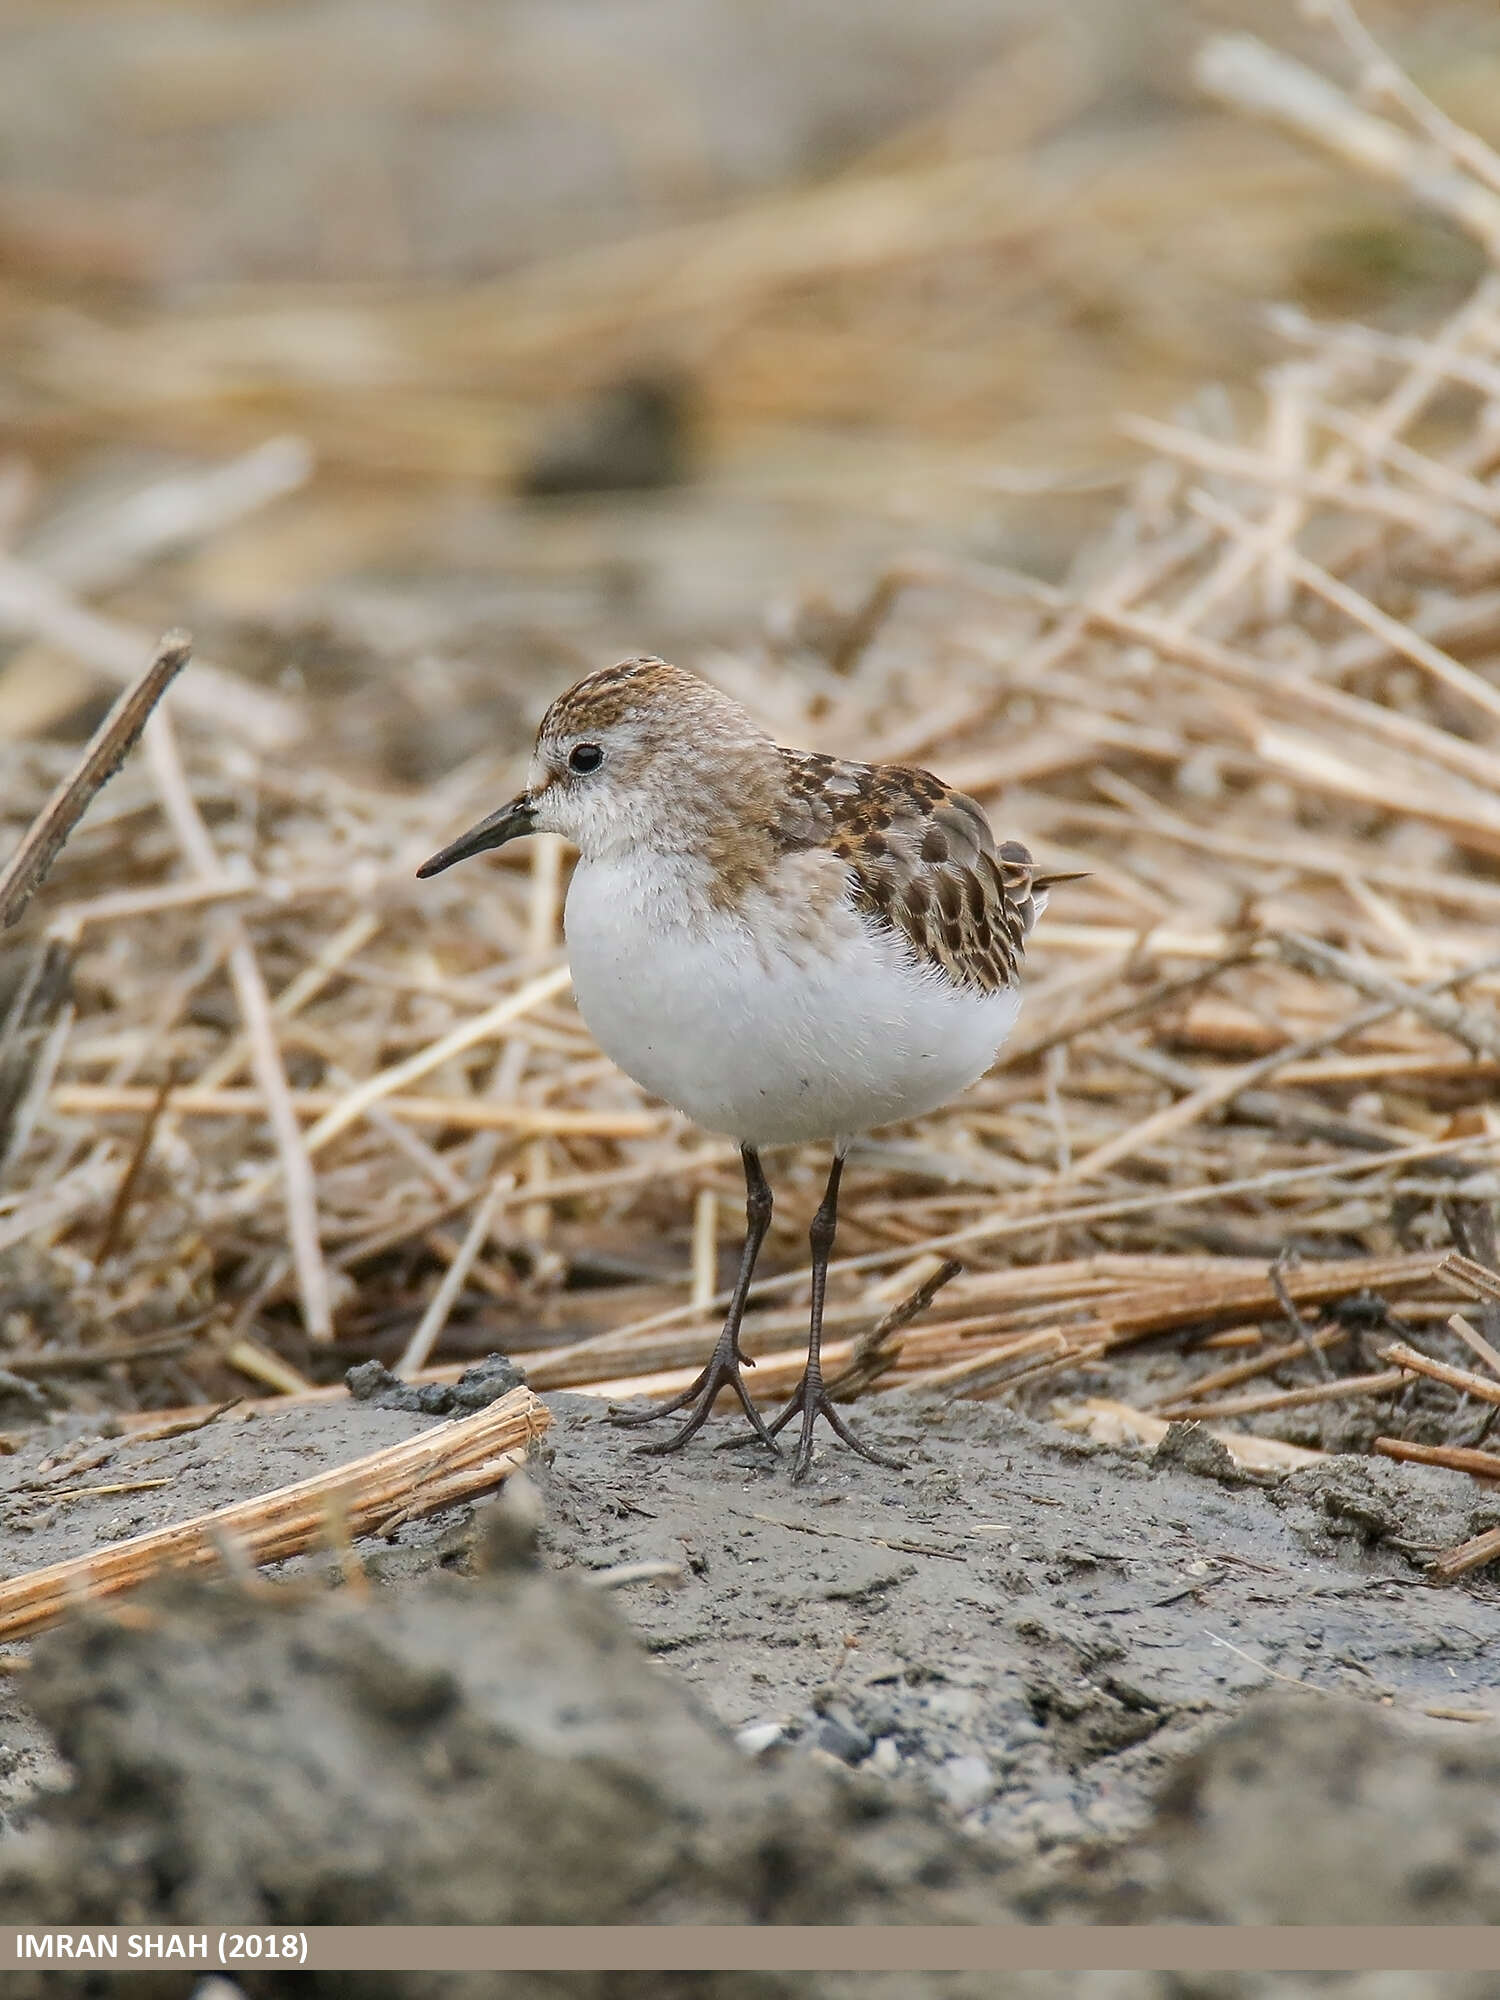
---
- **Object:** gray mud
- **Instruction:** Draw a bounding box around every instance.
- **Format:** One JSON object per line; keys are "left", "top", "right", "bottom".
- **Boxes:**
{"left": 1, "top": 1384, "right": 1499, "bottom": 1988}
{"left": 538, "top": 1391, "right": 1500, "bottom": 1859}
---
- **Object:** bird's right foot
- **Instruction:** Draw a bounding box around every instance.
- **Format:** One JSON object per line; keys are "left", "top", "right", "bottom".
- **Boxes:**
{"left": 608, "top": 1327, "right": 780, "bottom": 1455}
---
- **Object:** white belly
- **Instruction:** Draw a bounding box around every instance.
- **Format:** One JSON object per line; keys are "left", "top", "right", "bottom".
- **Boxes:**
{"left": 563, "top": 853, "right": 1021, "bottom": 1146}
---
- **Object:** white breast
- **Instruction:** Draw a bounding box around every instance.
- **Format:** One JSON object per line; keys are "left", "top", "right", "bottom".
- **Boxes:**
{"left": 563, "top": 849, "right": 1021, "bottom": 1147}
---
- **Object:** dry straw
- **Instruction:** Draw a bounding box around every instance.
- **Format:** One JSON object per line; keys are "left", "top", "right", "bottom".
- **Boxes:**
{"left": 5, "top": 5, "right": 1500, "bottom": 1578}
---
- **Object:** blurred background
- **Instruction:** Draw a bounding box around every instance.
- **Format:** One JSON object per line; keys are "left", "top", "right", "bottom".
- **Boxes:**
{"left": 3, "top": 0, "right": 1500, "bottom": 787}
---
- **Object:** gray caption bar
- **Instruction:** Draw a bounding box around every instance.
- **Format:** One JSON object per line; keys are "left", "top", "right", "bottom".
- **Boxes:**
{"left": 5, "top": 1929, "right": 1500, "bottom": 1972}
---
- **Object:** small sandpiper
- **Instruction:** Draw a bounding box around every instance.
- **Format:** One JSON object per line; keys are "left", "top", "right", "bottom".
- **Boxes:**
{"left": 419, "top": 657, "right": 1072, "bottom": 1480}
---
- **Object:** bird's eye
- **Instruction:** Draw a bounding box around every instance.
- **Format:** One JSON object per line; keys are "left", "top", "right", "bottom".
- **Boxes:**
{"left": 568, "top": 743, "right": 603, "bottom": 774}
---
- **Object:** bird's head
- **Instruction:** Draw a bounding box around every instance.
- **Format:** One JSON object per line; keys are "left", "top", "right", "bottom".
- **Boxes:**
{"left": 416, "top": 656, "right": 775, "bottom": 877}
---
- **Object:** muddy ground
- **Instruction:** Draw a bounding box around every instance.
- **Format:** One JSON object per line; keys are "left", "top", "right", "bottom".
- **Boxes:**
{"left": 0, "top": 1374, "right": 1499, "bottom": 1983}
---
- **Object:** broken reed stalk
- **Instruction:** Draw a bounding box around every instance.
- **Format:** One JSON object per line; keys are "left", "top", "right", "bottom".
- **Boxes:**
{"left": 1158, "top": 1369, "right": 1405, "bottom": 1423}
{"left": 1447, "top": 1313, "right": 1500, "bottom": 1383}
{"left": 1150, "top": 1329, "right": 1348, "bottom": 1413}
{"left": 0, "top": 630, "right": 191, "bottom": 929}
{"left": 542, "top": 1248, "right": 1454, "bottom": 1402}
{"left": 1431, "top": 1524, "right": 1500, "bottom": 1583}
{"left": 1374, "top": 1436, "right": 1500, "bottom": 1481}
{"left": 1443, "top": 1256, "right": 1500, "bottom": 1306}
{"left": 541, "top": 1156, "right": 1479, "bottom": 1366}
{"left": 826, "top": 1255, "right": 963, "bottom": 1401}
{"left": 0, "top": 1385, "right": 550, "bottom": 1645}
{"left": 1380, "top": 1340, "right": 1500, "bottom": 1407}
{"left": 51, "top": 1081, "right": 658, "bottom": 1138}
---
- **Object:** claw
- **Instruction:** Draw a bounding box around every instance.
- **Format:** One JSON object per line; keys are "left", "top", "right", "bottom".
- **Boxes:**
{"left": 608, "top": 1328, "right": 779, "bottom": 1455}
{"left": 766, "top": 1367, "right": 907, "bottom": 1483}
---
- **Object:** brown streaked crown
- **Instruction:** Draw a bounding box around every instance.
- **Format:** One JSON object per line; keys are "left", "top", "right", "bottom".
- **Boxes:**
{"left": 538, "top": 656, "right": 737, "bottom": 743}
{"left": 772, "top": 751, "right": 1046, "bottom": 994}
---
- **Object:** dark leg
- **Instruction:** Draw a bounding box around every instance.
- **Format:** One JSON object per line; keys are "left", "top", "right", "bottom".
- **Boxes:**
{"left": 766, "top": 1152, "right": 906, "bottom": 1483}
{"left": 609, "top": 1145, "right": 780, "bottom": 1453}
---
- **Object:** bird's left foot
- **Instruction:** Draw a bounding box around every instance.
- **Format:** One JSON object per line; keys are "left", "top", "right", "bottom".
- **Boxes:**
{"left": 766, "top": 1366, "right": 906, "bottom": 1483}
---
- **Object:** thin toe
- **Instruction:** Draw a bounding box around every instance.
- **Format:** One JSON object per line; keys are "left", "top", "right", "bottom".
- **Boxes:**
{"left": 626, "top": 1354, "right": 777, "bottom": 1457}
{"left": 822, "top": 1396, "right": 906, "bottom": 1471}
{"left": 607, "top": 1360, "right": 714, "bottom": 1429}
{"left": 608, "top": 1400, "right": 673, "bottom": 1428}
{"left": 772, "top": 1373, "right": 905, "bottom": 1479}
{"left": 633, "top": 1407, "right": 712, "bottom": 1457}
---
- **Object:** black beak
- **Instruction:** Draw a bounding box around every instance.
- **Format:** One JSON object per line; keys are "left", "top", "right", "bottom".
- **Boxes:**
{"left": 416, "top": 795, "right": 536, "bottom": 878}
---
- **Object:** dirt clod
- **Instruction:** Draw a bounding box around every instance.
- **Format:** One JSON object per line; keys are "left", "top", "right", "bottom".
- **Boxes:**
{"left": 1051, "top": 1693, "right": 1500, "bottom": 1925}
{"left": 0, "top": 1564, "right": 1009, "bottom": 1937}
{"left": 344, "top": 1353, "right": 527, "bottom": 1416}
{"left": 1150, "top": 1420, "right": 1249, "bottom": 1485}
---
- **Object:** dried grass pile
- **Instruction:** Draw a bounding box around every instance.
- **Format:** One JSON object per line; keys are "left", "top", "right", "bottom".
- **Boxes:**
{"left": 5, "top": 7, "right": 1500, "bottom": 1576}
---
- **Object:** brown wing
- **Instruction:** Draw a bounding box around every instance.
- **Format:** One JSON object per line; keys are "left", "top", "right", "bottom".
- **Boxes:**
{"left": 775, "top": 750, "right": 1048, "bottom": 993}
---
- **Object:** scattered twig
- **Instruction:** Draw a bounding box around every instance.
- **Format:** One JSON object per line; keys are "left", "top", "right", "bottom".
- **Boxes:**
{"left": 51, "top": 1080, "right": 658, "bottom": 1138}
{"left": 1151, "top": 1326, "right": 1347, "bottom": 1412}
{"left": 47, "top": 1477, "right": 174, "bottom": 1504}
{"left": 1276, "top": 934, "right": 1500, "bottom": 1064}
{"left": 1108, "top": 1035, "right": 1403, "bottom": 1155}
{"left": 122, "top": 1398, "right": 243, "bottom": 1445}
{"left": 1204, "top": 1629, "right": 1310, "bottom": 1690}
{"left": 826, "top": 1256, "right": 962, "bottom": 1402}
{"left": 0, "top": 558, "right": 300, "bottom": 750}
{"left": 0, "top": 937, "right": 72, "bottom": 1170}
{"left": 1317, "top": 0, "right": 1500, "bottom": 201}
{"left": 1431, "top": 1522, "right": 1500, "bottom": 1583}
{"left": 94, "top": 1068, "right": 175, "bottom": 1264}
{"left": 1443, "top": 1255, "right": 1500, "bottom": 1307}
{"left": 1447, "top": 1313, "right": 1500, "bottom": 1384}
{"left": 395, "top": 1175, "right": 511, "bottom": 1377}
{"left": 742, "top": 1509, "right": 966, "bottom": 1563}
{"left": 0, "top": 631, "right": 191, "bottom": 929}
{"left": 1270, "top": 1250, "right": 1334, "bottom": 1381}
{"left": 1374, "top": 1436, "right": 1500, "bottom": 1482}
{"left": 1005, "top": 944, "right": 1257, "bottom": 1064}
{"left": 1379, "top": 1340, "right": 1500, "bottom": 1409}
{"left": 1167, "top": 1369, "right": 1404, "bottom": 1422}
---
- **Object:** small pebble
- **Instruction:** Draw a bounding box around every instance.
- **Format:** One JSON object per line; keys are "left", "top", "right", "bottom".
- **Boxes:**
{"left": 871, "top": 1736, "right": 901, "bottom": 1775}
{"left": 935, "top": 1754, "right": 994, "bottom": 1814}
{"left": 815, "top": 1714, "right": 874, "bottom": 1765}
{"left": 735, "top": 1721, "right": 785, "bottom": 1758}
